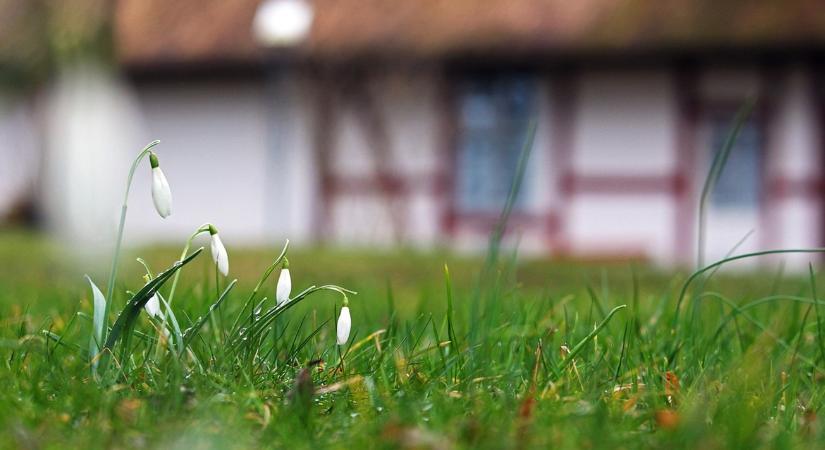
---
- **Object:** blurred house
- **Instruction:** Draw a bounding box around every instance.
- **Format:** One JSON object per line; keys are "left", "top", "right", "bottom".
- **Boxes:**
{"left": 3, "top": 0, "right": 825, "bottom": 265}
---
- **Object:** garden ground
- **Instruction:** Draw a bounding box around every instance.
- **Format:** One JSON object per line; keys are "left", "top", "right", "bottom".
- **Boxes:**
{"left": 2, "top": 230, "right": 825, "bottom": 449}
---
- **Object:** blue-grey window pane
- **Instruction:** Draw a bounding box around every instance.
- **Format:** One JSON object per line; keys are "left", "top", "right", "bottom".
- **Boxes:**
{"left": 709, "top": 119, "right": 762, "bottom": 209}
{"left": 455, "top": 75, "right": 536, "bottom": 213}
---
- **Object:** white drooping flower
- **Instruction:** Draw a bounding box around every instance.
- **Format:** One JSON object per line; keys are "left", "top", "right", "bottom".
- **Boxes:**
{"left": 149, "top": 152, "right": 172, "bottom": 218}
{"left": 145, "top": 293, "right": 162, "bottom": 318}
{"left": 337, "top": 305, "right": 351, "bottom": 346}
{"left": 209, "top": 225, "right": 229, "bottom": 276}
{"left": 276, "top": 258, "right": 291, "bottom": 306}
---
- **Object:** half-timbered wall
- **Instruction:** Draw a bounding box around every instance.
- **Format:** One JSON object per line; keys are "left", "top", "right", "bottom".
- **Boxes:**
{"left": 55, "top": 61, "right": 823, "bottom": 267}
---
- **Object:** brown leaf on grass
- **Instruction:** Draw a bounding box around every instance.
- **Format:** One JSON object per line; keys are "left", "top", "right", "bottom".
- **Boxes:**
{"left": 801, "top": 409, "right": 817, "bottom": 437}
{"left": 381, "top": 421, "right": 451, "bottom": 450}
{"left": 287, "top": 367, "right": 314, "bottom": 423}
{"left": 515, "top": 394, "right": 537, "bottom": 450}
{"left": 516, "top": 341, "right": 542, "bottom": 450}
{"left": 518, "top": 395, "right": 536, "bottom": 421}
{"left": 315, "top": 375, "right": 364, "bottom": 395}
{"left": 244, "top": 403, "right": 272, "bottom": 429}
{"left": 622, "top": 396, "right": 638, "bottom": 412}
{"left": 115, "top": 398, "right": 143, "bottom": 424}
{"left": 655, "top": 409, "right": 680, "bottom": 430}
{"left": 664, "top": 371, "right": 680, "bottom": 396}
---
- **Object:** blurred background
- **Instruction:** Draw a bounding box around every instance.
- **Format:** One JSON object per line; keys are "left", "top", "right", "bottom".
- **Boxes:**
{"left": 1, "top": 0, "right": 825, "bottom": 267}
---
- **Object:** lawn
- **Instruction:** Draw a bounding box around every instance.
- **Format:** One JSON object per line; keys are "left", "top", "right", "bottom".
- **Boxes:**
{"left": 2, "top": 229, "right": 825, "bottom": 449}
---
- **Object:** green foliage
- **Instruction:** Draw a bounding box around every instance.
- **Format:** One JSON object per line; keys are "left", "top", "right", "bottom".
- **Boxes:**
{"left": 3, "top": 237, "right": 825, "bottom": 449}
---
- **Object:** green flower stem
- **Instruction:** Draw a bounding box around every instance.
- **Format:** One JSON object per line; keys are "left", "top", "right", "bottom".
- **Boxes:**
{"left": 167, "top": 224, "right": 211, "bottom": 304}
{"left": 104, "top": 140, "right": 160, "bottom": 328}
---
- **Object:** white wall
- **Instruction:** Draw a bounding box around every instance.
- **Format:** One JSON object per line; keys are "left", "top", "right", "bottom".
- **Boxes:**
{"left": 132, "top": 79, "right": 272, "bottom": 246}
{"left": 770, "top": 66, "right": 822, "bottom": 267}
{"left": 572, "top": 71, "right": 678, "bottom": 176}
{"left": 566, "top": 70, "right": 678, "bottom": 262}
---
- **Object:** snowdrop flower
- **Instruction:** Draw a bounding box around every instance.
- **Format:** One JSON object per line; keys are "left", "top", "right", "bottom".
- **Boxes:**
{"left": 145, "top": 293, "right": 162, "bottom": 318}
{"left": 336, "top": 299, "right": 351, "bottom": 346}
{"left": 209, "top": 224, "right": 229, "bottom": 276}
{"left": 149, "top": 152, "right": 172, "bottom": 218}
{"left": 276, "top": 258, "right": 291, "bottom": 306}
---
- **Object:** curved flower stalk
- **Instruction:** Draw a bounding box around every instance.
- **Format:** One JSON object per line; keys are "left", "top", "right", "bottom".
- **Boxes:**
{"left": 227, "top": 240, "right": 290, "bottom": 337}
{"left": 104, "top": 141, "right": 162, "bottom": 328}
{"left": 209, "top": 225, "right": 229, "bottom": 277}
{"left": 276, "top": 257, "right": 291, "bottom": 306}
{"left": 87, "top": 141, "right": 165, "bottom": 376}
{"left": 166, "top": 223, "right": 229, "bottom": 304}
{"left": 230, "top": 283, "right": 356, "bottom": 354}
{"left": 149, "top": 153, "right": 172, "bottom": 218}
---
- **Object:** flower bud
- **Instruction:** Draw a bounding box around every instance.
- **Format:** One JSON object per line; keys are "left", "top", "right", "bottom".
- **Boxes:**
{"left": 336, "top": 305, "right": 351, "bottom": 345}
{"left": 145, "top": 293, "right": 162, "bottom": 318}
{"left": 276, "top": 257, "right": 291, "bottom": 306}
{"left": 209, "top": 225, "right": 229, "bottom": 276}
{"left": 149, "top": 153, "right": 172, "bottom": 218}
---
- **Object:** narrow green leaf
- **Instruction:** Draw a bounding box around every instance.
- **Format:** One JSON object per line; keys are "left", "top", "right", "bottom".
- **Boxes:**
{"left": 85, "top": 276, "right": 106, "bottom": 372}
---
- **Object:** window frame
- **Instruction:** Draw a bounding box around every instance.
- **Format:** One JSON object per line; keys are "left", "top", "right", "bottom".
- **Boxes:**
{"left": 451, "top": 72, "right": 538, "bottom": 215}
{"left": 703, "top": 107, "right": 766, "bottom": 211}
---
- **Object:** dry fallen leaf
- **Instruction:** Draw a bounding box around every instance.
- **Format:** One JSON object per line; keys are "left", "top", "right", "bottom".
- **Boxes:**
{"left": 655, "top": 409, "right": 680, "bottom": 430}
{"left": 664, "top": 371, "right": 680, "bottom": 396}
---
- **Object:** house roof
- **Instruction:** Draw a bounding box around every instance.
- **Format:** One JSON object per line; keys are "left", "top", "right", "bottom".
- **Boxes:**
{"left": 116, "top": 0, "right": 825, "bottom": 68}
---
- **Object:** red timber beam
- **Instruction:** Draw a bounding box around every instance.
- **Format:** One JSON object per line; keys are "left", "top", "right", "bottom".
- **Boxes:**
{"left": 672, "top": 64, "right": 699, "bottom": 265}
{"left": 756, "top": 63, "right": 783, "bottom": 250}
{"left": 437, "top": 69, "right": 460, "bottom": 238}
{"left": 815, "top": 59, "right": 825, "bottom": 248}
{"left": 549, "top": 70, "right": 576, "bottom": 254}
{"left": 311, "top": 69, "right": 338, "bottom": 242}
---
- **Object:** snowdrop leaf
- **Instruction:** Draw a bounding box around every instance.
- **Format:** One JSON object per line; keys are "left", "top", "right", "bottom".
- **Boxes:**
{"left": 85, "top": 276, "right": 107, "bottom": 373}
{"left": 182, "top": 279, "right": 237, "bottom": 347}
{"left": 100, "top": 247, "right": 204, "bottom": 369}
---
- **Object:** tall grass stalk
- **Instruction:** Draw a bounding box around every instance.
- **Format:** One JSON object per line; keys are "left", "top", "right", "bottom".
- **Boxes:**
{"left": 696, "top": 99, "right": 755, "bottom": 269}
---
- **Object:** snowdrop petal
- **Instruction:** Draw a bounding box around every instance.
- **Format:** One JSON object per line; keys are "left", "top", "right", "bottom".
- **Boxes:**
{"left": 145, "top": 293, "right": 162, "bottom": 318}
{"left": 337, "top": 306, "right": 351, "bottom": 345}
{"left": 210, "top": 233, "right": 229, "bottom": 276}
{"left": 276, "top": 268, "right": 291, "bottom": 306}
{"left": 151, "top": 167, "right": 172, "bottom": 218}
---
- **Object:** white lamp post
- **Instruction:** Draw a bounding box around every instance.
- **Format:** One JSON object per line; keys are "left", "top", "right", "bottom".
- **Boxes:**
{"left": 253, "top": 0, "right": 314, "bottom": 48}
{"left": 253, "top": 0, "right": 314, "bottom": 241}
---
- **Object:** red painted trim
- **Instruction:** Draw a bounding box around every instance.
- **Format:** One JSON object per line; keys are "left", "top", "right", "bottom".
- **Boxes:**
{"left": 324, "top": 173, "right": 448, "bottom": 195}
{"left": 815, "top": 62, "right": 825, "bottom": 247}
{"left": 450, "top": 212, "right": 561, "bottom": 234}
{"left": 768, "top": 177, "right": 825, "bottom": 199}
{"left": 312, "top": 73, "right": 338, "bottom": 242}
{"left": 673, "top": 65, "right": 699, "bottom": 264}
{"left": 756, "top": 66, "right": 781, "bottom": 250}
{"left": 560, "top": 173, "right": 685, "bottom": 195}
{"left": 438, "top": 71, "right": 459, "bottom": 237}
{"left": 549, "top": 72, "right": 576, "bottom": 252}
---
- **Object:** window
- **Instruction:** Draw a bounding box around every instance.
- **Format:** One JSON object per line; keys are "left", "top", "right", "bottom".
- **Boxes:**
{"left": 708, "top": 114, "right": 763, "bottom": 209}
{"left": 454, "top": 75, "right": 536, "bottom": 213}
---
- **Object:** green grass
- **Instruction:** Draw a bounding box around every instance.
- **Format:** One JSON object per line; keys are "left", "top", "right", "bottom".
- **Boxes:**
{"left": 3, "top": 229, "right": 825, "bottom": 449}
